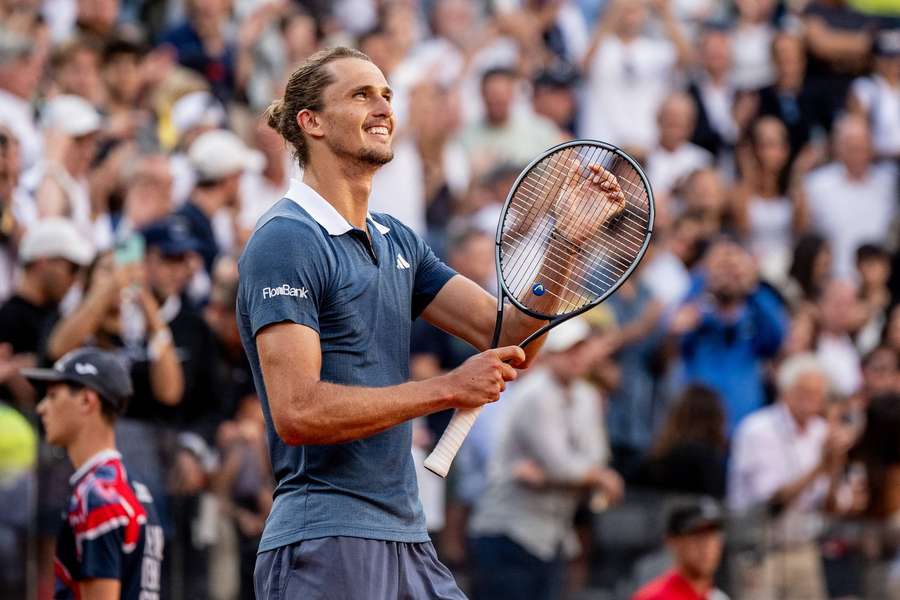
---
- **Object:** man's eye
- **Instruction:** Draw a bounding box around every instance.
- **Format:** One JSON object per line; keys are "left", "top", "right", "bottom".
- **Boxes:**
{"left": 354, "top": 91, "right": 367, "bottom": 99}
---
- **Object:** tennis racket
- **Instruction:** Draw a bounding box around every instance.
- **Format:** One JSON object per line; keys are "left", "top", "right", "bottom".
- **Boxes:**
{"left": 423, "top": 139, "right": 654, "bottom": 478}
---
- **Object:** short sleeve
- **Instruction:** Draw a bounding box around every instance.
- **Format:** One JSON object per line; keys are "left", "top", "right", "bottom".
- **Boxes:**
{"left": 78, "top": 527, "right": 123, "bottom": 580}
{"left": 410, "top": 231, "right": 456, "bottom": 319}
{"left": 240, "top": 218, "right": 332, "bottom": 336}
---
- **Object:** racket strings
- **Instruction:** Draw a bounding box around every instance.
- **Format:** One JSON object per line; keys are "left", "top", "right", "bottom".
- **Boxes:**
{"left": 499, "top": 144, "right": 652, "bottom": 317}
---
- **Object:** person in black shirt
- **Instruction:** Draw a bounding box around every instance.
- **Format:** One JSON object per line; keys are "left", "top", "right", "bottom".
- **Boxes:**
{"left": 0, "top": 218, "right": 93, "bottom": 408}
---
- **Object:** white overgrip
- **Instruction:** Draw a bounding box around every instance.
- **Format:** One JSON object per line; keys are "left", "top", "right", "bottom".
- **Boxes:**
{"left": 422, "top": 406, "right": 484, "bottom": 478}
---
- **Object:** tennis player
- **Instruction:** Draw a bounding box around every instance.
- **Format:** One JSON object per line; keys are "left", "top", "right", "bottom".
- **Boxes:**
{"left": 238, "top": 46, "right": 624, "bottom": 599}
{"left": 25, "top": 348, "right": 164, "bottom": 599}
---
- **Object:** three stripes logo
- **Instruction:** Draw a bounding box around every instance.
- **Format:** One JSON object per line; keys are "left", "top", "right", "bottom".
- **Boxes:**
{"left": 396, "top": 253, "right": 411, "bottom": 270}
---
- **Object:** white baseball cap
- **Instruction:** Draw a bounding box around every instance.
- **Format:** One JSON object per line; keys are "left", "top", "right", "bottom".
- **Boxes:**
{"left": 41, "top": 95, "right": 103, "bottom": 137}
{"left": 188, "top": 129, "right": 265, "bottom": 183}
{"left": 19, "top": 218, "right": 95, "bottom": 266}
{"left": 543, "top": 316, "right": 591, "bottom": 353}
{"left": 171, "top": 91, "right": 226, "bottom": 137}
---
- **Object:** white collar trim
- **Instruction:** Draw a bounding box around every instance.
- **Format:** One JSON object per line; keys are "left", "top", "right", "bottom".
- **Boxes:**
{"left": 285, "top": 178, "right": 390, "bottom": 236}
{"left": 70, "top": 449, "right": 122, "bottom": 485}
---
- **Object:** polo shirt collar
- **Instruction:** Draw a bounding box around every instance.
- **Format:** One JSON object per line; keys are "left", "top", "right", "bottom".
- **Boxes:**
{"left": 70, "top": 449, "right": 122, "bottom": 485}
{"left": 285, "top": 178, "right": 390, "bottom": 236}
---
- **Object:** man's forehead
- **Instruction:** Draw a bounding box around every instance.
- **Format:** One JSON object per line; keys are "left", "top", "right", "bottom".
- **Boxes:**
{"left": 325, "top": 58, "right": 389, "bottom": 92}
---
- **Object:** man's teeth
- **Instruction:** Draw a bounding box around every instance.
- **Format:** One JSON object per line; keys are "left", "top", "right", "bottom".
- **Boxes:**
{"left": 367, "top": 126, "right": 389, "bottom": 135}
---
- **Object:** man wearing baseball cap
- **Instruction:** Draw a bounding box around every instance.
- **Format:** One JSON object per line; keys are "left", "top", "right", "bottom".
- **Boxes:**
{"left": 26, "top": 347, "right": 165, "bottom": 599}
{"left": 0, "top": 218, "right": 93, "bottom": 407}
{"left": 176, "top": 128, "right": 263, "bottom": 275}
{"left": 632, "top": 497, "right": 729, "bottom": 600}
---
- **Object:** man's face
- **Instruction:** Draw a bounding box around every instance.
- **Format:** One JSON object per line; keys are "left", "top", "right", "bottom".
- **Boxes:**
{"left": 669, "top": 528, "right": 724, "bottom": 581}
{"left": 103, "top": 52, "right": 142, "bottom": 104}
{"left": 315, "top": 58, "right": 395, "bottom": 167}
{"left": 36, "top": 383, "right": 84, "bottom": 446}
{"left": 40, "top": 258, "right": 80, "bottom": 303}
{"left": 146, "top": 248, "right": 192, "bottom": 300}
{"left": 783, "top": 371, "right": 829, "bottom": 424}
{"left": 533, "top": 85, "right": 575, "bottom": 130}
{"left": 67, "top": 132, "right": 99, "bottom": 177}
{"left": 701, "top": 31, "right": 731, "bottom": 77}
{"left": 482, "top": 74, "right": 515, "bottom": 126}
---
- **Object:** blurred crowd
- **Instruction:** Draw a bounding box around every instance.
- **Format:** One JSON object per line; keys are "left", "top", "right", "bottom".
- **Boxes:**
{"left": 0, "top": 0, "right": 899, "bottom": 598}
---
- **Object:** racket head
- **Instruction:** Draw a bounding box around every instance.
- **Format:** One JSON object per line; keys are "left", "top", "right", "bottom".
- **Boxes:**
{"left": 494, "top": 139, "right": 654, "bottom": 324}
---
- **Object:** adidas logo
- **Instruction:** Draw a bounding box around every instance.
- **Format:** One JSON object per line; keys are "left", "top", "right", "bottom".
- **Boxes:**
{"left": 396, "top": 253, "right": 410, "bottom": 270}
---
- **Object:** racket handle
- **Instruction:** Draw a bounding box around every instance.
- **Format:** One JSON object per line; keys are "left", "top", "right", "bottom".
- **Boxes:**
{"left": 423, "top": 406, "right": 483, "bottom": 478}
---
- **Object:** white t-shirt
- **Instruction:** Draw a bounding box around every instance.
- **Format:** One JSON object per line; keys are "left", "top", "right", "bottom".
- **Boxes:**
{"left": 0, "top": 90, "right": 41, "bottom": 178}
{"left": 369, "top": 138, "right": 427, "bottom": 235}
{"left": 804, "top": 162, "right": 897, "bottom": 278}
{"left": 816, "top": 333, "right": 862, "bottom": 397}
{"left": 731, "top": 24, "right": 776, "bottom": 90}
{"left": 747, "top": 195, "right": 794, "bottom": 283}
{"left": 580, "top": 36, "right": 678, "bottom": 153}
{"left": 645, "top": 142, "right": 713, "bottom": 197}
{"left": 851, "top": 75, "right": 900, "bottom": 158}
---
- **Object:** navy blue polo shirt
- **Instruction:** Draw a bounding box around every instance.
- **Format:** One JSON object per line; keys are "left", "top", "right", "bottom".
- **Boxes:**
{"left": 237, "top": 179, "right": 456, "bottom": 551}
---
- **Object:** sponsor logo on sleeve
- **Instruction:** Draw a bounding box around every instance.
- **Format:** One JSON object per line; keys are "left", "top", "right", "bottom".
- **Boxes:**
{"left": 262, "top": 284, "right": 309, "bottom": 299}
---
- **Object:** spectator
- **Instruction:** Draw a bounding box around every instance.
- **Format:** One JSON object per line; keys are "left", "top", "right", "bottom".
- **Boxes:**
{"left": 581, "top": 0, "right": 693, "bottom": 156}
{"left": 854, "top": 244, "right": 891, "bottom": 354}
{"left": 640, "top": 211, "right": 707, "bottom": 313}
{"left": 0, "top": 219, "right": 94, "bottom": 409}
{"left": 804, "top": 114, "right": 897, "bottom": 278}
{"left": 0, "top": 26, "right": 46, "bottom": 177}
{"left": 802, "top": 0, "right": 877, "bottom": 132}
{"left": 646, "top": 92, "right": 713, "bottom": 199}
{"left": 848, "top": 28, "right": 900, "bottom": 160}
{"left": 678, "top": 168, "right": 730, "bottom": 238}
{"left": 0, "top": 125, "right": 23, "bottom": 300}
{"left": 177, "top": 128, "right": 261, "bottom": 275}
{"left": 816, "top": 279, "right": 865, "bottom": 396}
{"left": 731, "top": 0, "right": 777, "bottom": 90}
{"left": 119, "top": 154, "right": 175, "bottom": 237}
{"left": 468, "top": 317, "right": 623, "bottom": 600}
{"left": 845, "top": 393, "right": 900, "bottom": 519}
{"left": 100, "top": 36, "right": 154, "bottom": 147}
{"left": 35, "top": 95, "right": 115, "bottom": 250}
{"left": 729, "top": 353, "right": 853, "bottom": 598}
{"left": 787, "top": 232, "right": 833, "bottom": 305}
{"left": 457, "top": 67, "right": 561, "bottom": 177}
{"left": 671, "top": 237, "right": 787, "bottom": 431}
{"left": 159, "top": 0, "right": 238, "bottom": 103}
{"left": 531, "top": 64, "right": 579, "bottom": 138}
{"left": 732, "top": 116, "right": 809, "bottom": 284}
{"left": 604, "top": 278, "right": 665, "bottom": 479}
{"left": 687, "top": 25, "right": 738, "bottom": 158}
{"left": 49, "top": 36, "right": 105, "bottom": 106}
{"left": 755, "top": 32, "right": 818, "bottom": 160}
{"left": 638, "top": 384, "right": 728, "bottom": 498}
{"left": 632, "top": 498, "right": 728, "bottom": 600}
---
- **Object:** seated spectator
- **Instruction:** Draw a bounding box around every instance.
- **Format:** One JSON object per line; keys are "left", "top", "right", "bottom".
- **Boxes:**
{"left": 733, "top": 116, "right": 809, "bottom": 284}
{"left": 645, "top": 92, "right": 713, "bottom": 200}
{"left": 848, "top": 29, "right": 900, "bottom": 160}
{"left": 632, "top": 498, "right": 727, "bottom": 600}
{"left": 804, "top": 114, "right": 897, "bottom": 278}
{"left": 670, "top": 237, "right": 787, "bottom": 431}
{"left": 468, "top": 318, "right": 623, "bottom": 600}
{"left": 729, "top": 354, "right": 854, "bottom": 598}
{"left": 638, "top": 384, "right": 727, "bottom": 498}
{"left": 816, "top": 279, "right": 865, "bottom": 397}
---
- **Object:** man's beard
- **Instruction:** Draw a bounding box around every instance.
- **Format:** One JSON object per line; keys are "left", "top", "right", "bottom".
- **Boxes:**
{"left": 328, "top": 135, "right": 393, "bottom": 167}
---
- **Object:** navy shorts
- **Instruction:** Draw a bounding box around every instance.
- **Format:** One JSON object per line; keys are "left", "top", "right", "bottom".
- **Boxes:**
{"left": 254, "top": 536, "right": 468, "bottom": 599}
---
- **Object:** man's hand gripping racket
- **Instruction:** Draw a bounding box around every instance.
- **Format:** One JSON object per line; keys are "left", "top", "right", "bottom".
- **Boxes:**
{"left": 424, "top": 140, "right": 654, "bottom": 477}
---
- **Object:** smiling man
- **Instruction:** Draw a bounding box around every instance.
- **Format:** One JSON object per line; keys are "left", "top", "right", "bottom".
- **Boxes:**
{"left": 237, "top": 46, "right": 574, "bottom": 598}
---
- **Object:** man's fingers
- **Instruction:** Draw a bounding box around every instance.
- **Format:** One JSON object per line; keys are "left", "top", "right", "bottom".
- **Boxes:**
{"left": 494, "top": 345, "right": 526, "bottom": 366}
{"left": 499, "top": 362, "right": 518, "bottom": 382}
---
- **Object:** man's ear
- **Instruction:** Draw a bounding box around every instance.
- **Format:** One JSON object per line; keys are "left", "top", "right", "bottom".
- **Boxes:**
{"left": 297, "top": 109, "right": 324, "bottom": 140}
{"left": 81, "top": 388, "right": 102, "bottom": 416}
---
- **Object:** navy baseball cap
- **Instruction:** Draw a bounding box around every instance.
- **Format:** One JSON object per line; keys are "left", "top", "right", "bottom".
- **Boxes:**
{"left": 141, "top": 216, "right": 199, "bottom": 256}
{"left": 666, "top": 497, "right": 724, "bottom": 536}
{"left": 22, "top": 347, "right": 133, "bottom": 413}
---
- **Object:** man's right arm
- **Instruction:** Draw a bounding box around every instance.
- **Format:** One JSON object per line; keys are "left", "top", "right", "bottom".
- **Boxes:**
{"left": 257, "top": 321, "right": 523, "bottom": 446}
